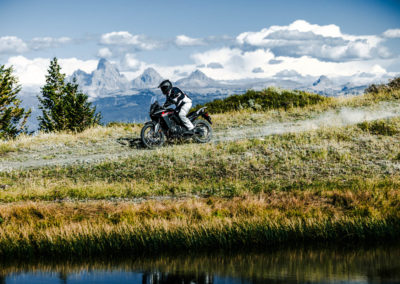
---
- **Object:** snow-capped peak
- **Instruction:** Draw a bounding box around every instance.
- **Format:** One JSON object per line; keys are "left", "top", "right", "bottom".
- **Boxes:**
{"left": 132, "top": 67, "right": 163, "bottom": 89}
{"left": 175, "top": 70, "right": 218, "bottom": 88}
{"left": 312, "top": 75, "right": 331, "bottom": 87}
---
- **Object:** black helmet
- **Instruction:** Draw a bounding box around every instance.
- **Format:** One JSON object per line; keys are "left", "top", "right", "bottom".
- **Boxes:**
{"left": 158, "top": 79, "right": 172, "bottom": 95}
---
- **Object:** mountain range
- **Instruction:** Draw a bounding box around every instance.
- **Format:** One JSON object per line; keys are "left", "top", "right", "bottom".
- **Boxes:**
{"left": 20, "top": 58, "right": 384, "bottom": 130}
{"left": 71, "top": 59, "right": 375, "bottom": 97}
{"left": 71, "top": 59, "right": 226, "bottom": 95}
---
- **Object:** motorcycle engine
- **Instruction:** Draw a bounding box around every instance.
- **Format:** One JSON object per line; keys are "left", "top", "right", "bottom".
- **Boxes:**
{"left": 170, "top": 125, "right": 178, "bottom": 134}
{"left": 170, "top": 125, "right": 183, "bottom": 136}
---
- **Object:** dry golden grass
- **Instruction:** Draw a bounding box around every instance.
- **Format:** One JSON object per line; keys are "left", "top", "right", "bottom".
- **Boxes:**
{"left": 0, "top": 191, "right": 398, "bottom": 257}
{"left": 0, "top": 89, "right": 399, "bottom": 256}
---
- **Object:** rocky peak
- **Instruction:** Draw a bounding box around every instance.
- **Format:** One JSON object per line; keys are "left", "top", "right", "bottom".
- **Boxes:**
{"left": 132, "top": 68, "right": 163, "bottom": 89}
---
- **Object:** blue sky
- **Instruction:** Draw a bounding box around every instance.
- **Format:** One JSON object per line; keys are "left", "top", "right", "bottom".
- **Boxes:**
{"left": 1, "top": 0, "right": 400, "bottom": 88}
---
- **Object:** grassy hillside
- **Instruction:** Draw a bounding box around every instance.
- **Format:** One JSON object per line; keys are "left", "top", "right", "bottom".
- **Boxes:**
{"left": 0, "top": 85, "right": 400, "bottom": 257}
{"left": 192, "top": 87, "right": 329, "bottom": 113}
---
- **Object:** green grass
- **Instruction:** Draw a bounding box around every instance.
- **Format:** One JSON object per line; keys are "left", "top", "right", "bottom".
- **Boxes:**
{"left": 193, "top": 87, "right": 329, "bottom": 113}
{"left": 2, "top": 117, "right": 400, "bottom": 202}
{"left": 0, "top": 87, "right": 400, "bottom": 257}
{"left": 357, "top": 119, "right": 399, "bottom": 136}
{"left": 0, "top": 143, "right": 17, "bottom": 156}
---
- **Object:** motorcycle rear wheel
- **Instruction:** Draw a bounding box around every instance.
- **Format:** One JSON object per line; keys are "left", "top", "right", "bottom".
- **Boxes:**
{"left": 141, "top": 123, "right": 165, "bottom": 148}
{"left": 192, "top": 120, "right": 213, "bottom": 143}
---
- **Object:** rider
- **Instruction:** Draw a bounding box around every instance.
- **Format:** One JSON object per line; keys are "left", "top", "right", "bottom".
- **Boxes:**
{"left": 158, "top": 79, "right": 194, "bottom": 134}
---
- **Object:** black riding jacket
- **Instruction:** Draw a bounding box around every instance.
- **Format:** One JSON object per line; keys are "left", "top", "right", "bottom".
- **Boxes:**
{"left": 164, "top": 87, "right": 191, "bottom": 109}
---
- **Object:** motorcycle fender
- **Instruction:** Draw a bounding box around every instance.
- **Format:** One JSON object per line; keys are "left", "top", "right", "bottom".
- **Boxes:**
{"left": 201, "top": 113, "right": 212, "bottom": 124}
{"left": 144, "top": 121, "right": 160, "bottom": 132}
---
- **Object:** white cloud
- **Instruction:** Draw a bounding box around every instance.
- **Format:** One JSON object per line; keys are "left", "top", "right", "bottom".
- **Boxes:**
{"left": 5, "top": 56, "right": 97, "bottom": 88}
{"left": 207, "top": 62, "right": 223, "bottom": 69}
{"left": 190, "top": 46, "right": 390, "bottom": 80}
{"left": 383, "top": 29, "right": 400, "bottom": 38}
{"left": 121, "top": 53, "right": 144, "bottom": 71}
{"left": 191, "top": 48, "right": 275, "bottom": 79}
{"left": 97, "top": 47, "right": 113, "bottom": 58}
{"left": 6, "top": 56, "right": 49, "bottom": 86}
{"left": 252, "top": 67, "right": 264, "bottom": 73}
{"left": 58, "top": 58, "right": 98, "bottom": 76}
{"left": 0, "top": 36, "right": 29, "bottom": 54}
{"left": 274, "top": 69, "right": 302, "bottom": 78}
{"left": 236, "top": 20, "right": 385, "bottom": 61}
{"left": 29, "top": 37, "right": 72, "bottom": 50}
{"left": 3, "top": 20, "right": 396, "bottom": 89}
{"left": 0, "top": 36, "right": 74, "bottom": 55}
{"left": 100, "top": 31, "right": 160, "bottom": 50}
{"left": 175, "top": 35, "right": 205, "bottom": 46}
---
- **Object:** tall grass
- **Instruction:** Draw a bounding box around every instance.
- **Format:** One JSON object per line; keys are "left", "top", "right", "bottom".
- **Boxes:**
{"left": 0, "top": 88, "right": 400, "bottom": 257}
{"left": 0, "top": 195, "right": 398, "bottom": 257}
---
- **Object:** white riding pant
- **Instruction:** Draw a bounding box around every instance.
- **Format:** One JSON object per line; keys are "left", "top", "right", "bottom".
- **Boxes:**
{"left": 178, "top": 100, "right": 194, "bottom": 130}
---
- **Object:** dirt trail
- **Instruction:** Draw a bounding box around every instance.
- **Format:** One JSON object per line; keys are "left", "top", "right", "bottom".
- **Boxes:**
{"left": 1, "top": 101, "right": 400, "bottom": 172}
{"left": 214, "top": 101, "right": 400, "bottom": 141}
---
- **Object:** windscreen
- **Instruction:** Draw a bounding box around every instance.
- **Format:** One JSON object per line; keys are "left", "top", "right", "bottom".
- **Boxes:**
{"left": 150, "top": 96, "right": 158, "bottom": 105}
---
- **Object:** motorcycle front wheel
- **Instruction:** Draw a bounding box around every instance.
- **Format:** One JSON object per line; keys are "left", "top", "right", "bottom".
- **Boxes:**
{"left": 141, "top": 123, "right": 165, "bottom": 148}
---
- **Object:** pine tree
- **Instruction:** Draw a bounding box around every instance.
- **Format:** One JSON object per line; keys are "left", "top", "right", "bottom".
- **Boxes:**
{"left": 38, "top": 57, "right": 101, "bottom": 132}
{"left": 38, "top": 57, "right": 68, "bottom": 132}
{"left": 0, "top": 65, "right": 31, "bottom": 140}
{"left": 64, "top": 79, "right": 101, "bottom": 132}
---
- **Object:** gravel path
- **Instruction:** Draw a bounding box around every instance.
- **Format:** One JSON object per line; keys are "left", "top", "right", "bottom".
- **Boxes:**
{"left": 1, "top": 101, "right": 400, "bottom": 172}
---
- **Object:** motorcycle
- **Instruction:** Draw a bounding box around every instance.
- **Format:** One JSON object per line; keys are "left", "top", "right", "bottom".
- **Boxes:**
{"left": 140, "top": 99, "right": 213, "bottom": 148}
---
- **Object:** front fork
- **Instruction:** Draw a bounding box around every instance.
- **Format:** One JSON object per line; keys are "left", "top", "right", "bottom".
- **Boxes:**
{"left": 154, "top": 122, "right": 160, "bottom": 133}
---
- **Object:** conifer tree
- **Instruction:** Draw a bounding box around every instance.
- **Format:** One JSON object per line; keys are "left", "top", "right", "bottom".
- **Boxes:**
{"left": 0, "top": 65, "right": 31, "bottom": 140}
{"left": 38, "top": 57, "right": 68, "bottom": 132}
{"left": 64, "top": 79, "right": 101, "bottom": 132}
{"left": 38, "top": 57, "right": 101, "bottom": 132}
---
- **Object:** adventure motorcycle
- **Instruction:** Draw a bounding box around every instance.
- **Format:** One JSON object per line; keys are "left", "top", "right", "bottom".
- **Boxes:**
{"left": 140, "top": 99, "right": 213, "bottom": 148}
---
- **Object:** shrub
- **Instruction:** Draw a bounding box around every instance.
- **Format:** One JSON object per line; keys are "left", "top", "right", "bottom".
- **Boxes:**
{"left": 357, "top": 119, "right": 399, "bottom": 136}
{"left": 365, "top": 77, "right": 400, "bottom": 94}
{"left": 192, "top": 87, "right": 328, "bottom": 114}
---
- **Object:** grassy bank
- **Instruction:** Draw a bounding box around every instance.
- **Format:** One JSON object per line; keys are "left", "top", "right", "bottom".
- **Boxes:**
{"left": 0, "top": 87, "right": 400, "bottom": 257}
{"left": 0, "top": 194, "right": 399, "bottom": 257}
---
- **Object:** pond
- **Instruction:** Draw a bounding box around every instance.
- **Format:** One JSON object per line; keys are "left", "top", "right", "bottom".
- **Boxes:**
{"left": 2, "top": 243, "right": 400, "bottom": 283}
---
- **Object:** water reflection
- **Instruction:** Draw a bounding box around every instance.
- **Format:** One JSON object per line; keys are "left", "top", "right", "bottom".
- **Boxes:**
{"left": 141, "top": 272, "right": 213, "bottom": 284}
{"left": 1, "top": 244, "right": 400, "bottom": 283}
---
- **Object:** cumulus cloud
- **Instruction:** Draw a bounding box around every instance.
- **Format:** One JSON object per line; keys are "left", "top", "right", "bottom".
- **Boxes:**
{"left": 5, "top": 56, "right": 97, "bottom": 88}
{"left": 269, "top": 59, "right": 283, "bottom": 64}
{"left": 58, "top": 57, "right": 98, "bottom": 76}
{"left": 3, "top": 20, "right": 395, "bottom": 87}
{"left": 121, "top": 53, "right": 143, "bottom": 71}
{"left": 174, "top": 69, "right": 189, "bottom": 77}
{"left": 190, "top": 44, "right": 391, "bottom": 80}
{"left": 100, "top": 31, "right": 160, "bottom": 50}
{"left": 207, "top": 62, "right": 223, "bottom": 69}
{"left": 236, "top": 20, "right": 386, "bottom": 61}
{"left": 0, "top": 36, "right": 74, "bottom": 55}
{"left": 97, "top": 47, "right": 113, "bottom": 58}
{"left": 0, "top": 36, "right": 29, "bottom": 54}
{"left": 252, "top": 67, "right": 264, "bottom": 73}
{"left": 191, "top": 47, "right": 275, "bottom": 79}
{"left": 383, "top": 29, "right": 400, "bottom": 38}
{"left": 175, "top": 35, "right": 205, "bottom": 46}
